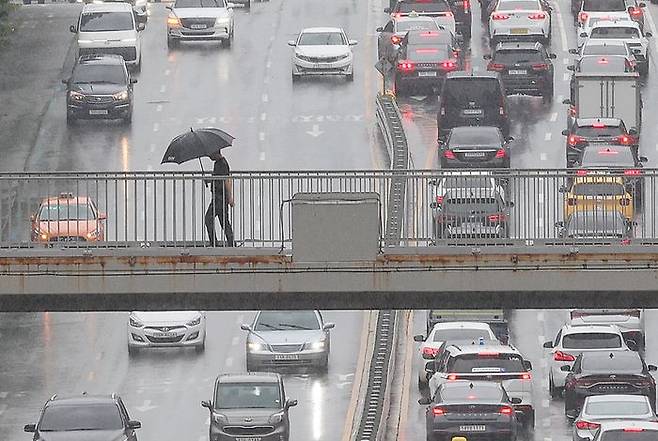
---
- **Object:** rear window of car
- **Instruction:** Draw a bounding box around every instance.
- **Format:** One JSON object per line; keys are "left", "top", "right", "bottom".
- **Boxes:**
{"left": 583, "top": 0, "right": 626, "bottom": 11}
{"left": 440, "top": 384, "right": 504, "bottom": 401}
{"left": 581, "top": 353, "right": 643, "bottom": 372}
{"left": 397, "top": 20, "right": 438, "bottom": 33}
{"left": 442, "top": 78, "right": 503, "bottom": 106}
{"left": 562, "top": 332, "right": 623, "bottom": 349}
{"left": 433, "top": 329, "right": 491, "bottom": 342}
{"left": 444, "top": 197, "right": 501, "bottom": 214}
{"left": 585, "top": 400, "right": 651, "bottom": 416}
{"left": 406, "top": 45, "right": 450, "bottom": 61}
{"left": 579, "top": 56, "right": 628, "bottom": 72}
{"left": 581, "top": 147, "right": 635, "bottom": 166}
{"left": 591, "top": 27, "right": 641, "bottom": 39}
{"left": 448, "top": 353, "right": 526, "bottom": 373}
{"left": 582, "top": 43, "right": 628, "bottom": 56}
{"left": 572, "top": 183, "right": 626, "bottom": 196}
{"left": 449, "top": 128, "right": 501, "bottom": 145}
{"left": 397, "top": 1, "right": 451, "bottom": 13}
{"left": 575, "top": 125, "right": 624, "bottom": 137}
{"left": 406, "top": 31, "right": 451, "bottom": 45}
{"left": 493, "top": 49, "right": 544, "bottom": 64}
{"left": 497, "top": 0, "right": 540, "bottom": 9}
{"left": 174, "top": 0, "right": 226, "bottom": 6}
{"left": 600, "top": 429, "right": 658, "bottom": 441}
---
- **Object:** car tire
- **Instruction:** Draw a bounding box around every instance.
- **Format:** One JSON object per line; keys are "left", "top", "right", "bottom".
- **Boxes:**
{"left": 122, "top": 112, "right": 132, "bottom": 125}
{"left": 292, "top": 72, "right": 300, "bottom": 82}
{"left": 167, "top": 36, "right": 179, "bottom": 49}
{"left": 549, "top": 376, "right": 562, "bottom": 399}
{"left": 128, "top": 345, "right": 139, "bottom": 356}
{"left": 245, "top": 0, "right": 251, "bottom": 8}
{"left": 66, "top": 112, "right": 76, "bottom": 125}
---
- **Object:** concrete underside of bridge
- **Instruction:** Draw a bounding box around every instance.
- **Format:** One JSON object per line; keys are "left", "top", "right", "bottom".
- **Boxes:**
{"left": 0, "top": 247, "right": 657, "bottom": 310}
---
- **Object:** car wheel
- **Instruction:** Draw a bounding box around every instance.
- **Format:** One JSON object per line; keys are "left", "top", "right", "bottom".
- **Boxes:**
{"left": 167, "top": 36, "right": 179, "bottom": 49}
{"left": 292, "top": 72, "right": 300, "bottom": 82}
{"left": 66, "top": 112, "right": 76, "bottom": 125}
{"left": 549, "top": 376, "right": 561, "bottom": 399}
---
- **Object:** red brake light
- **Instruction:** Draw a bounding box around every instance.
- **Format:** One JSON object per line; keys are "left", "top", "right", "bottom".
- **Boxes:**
{"left": 592, "top": 122, "right": 606, "bottom": 128}
{"left": 492, "top": 13, "right": 509, "bottom": 20}
{"left": 597, "top": 58, "right": 609, "bottom": 65}
{"left": 528, "top": 12, "right": 546, "bottom": 19}
{"left": 578, "top": 11, "right": 588, "bottom": 23}
{"left": 416, "top": 48, "right": 438, "bottom": 54}
{"left": 463, "top": 0, "right": 470, "bottom": 10}
{"left": 499, "top": 106, "right": 505, "bottom": 116}
{"left": 624, "top": 428, "right": 645, "bottom": 432}
{"left": 435, "top": 195, "right": 444, "bottom": 204}
{"left": 575, "top": 421, "right": 600, "bottom": 430}
{"left": 488, "top": 62, "right": 505, "bottom": 71}
{"left": 576, "top": 169, "right": 588, "bottom": 176}
{"left": 397, "top": 60, "right": 415, "bottom": 72}
{"left": 532, "top": 63, "right": 549, "bottom": 71}
{"left": 568, "top": 135, "right": 583, "bottom": 146}
{"left": 554, "top": 351, "right": 576, "bottom": 362}
{"left": 440, "top": 60, "right": 457, "bottom": 71}
{"left": 391, "top": 35, "right": 402, "bottom": 45}
{"left": 629, "top": 6, "right": 642, "bottom": 17}
{"left": 617, "top": 134, "right": 633, "bottom": 145}
{"left": 500, "top": 406, "right": 514, "bottom": 415}
{"left": 495, "top": 148, "right": 506, "bottom": 158}
{"left": 487, "top": 214, "right": 506, "bottom": 222}
{"left": 479, "top": 351, "right": 499, "bottom": 356}
{"left": 598, "top": 148, "right": 618, "bottom": 155}
{"left": 624, "top": 169, "right": 642, "bottom": 176}
{"left": 432, "top": 406, "right": 446, "bottom": 416}
{"left": 443, "top": 150, "right": 456, "bottom": 159}
{"left": 422, "top": 346, "right": 440, "bottom": 358}
{"left": 447, "top": 374, "right": 458, "bottom": 380}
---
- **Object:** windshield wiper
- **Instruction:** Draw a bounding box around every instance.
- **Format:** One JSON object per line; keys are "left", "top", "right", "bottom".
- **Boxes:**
{"left": 257, "top": 323, "right": 283, "bottom": 331}
{"left": 277, "top": 323, "right": 314, "bottom": 330}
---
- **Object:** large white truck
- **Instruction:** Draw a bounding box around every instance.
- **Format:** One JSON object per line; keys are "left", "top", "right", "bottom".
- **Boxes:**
{"left": 564, "top": 72, "right": 642, "bottom": 133}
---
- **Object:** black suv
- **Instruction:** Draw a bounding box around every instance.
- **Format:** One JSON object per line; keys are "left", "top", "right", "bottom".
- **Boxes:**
{"left": 63, "top": 54, "right": 137, "bottom": 125}
{"left": 437, "top": 72, "right": 510, "bottom": 139}
{"left": 202, "top": 372, "right": 297, "bottom": 441}
{"left": 25, "top": 393, "right": 141, "bottom": 441}
{"left": 563, "top": 350, "right": 657, "bottom": 418}
{"left": 485, "top": 41, "right": 556, "bottom": 101}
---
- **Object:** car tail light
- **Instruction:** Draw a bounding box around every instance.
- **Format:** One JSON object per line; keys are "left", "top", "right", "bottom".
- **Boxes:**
{"left": 620, "top": 198, "right": 631, "bottom": 206}
{"left": 416, "top": 48, "right": 439, "bottom": 54}
{"left": 554, "top": 351, "right": 576, "bottom": 361}
{"left": 393, "top": 12, "right": 402, "bottom": 18}
{"left": 629, "top": 6, "right": 643, "bottom": 17}
{"left": 448, "top": 374, "right": 459, "bottom": 380}
{"left": 616, "top": 134, "right": 633, "bottom": 145}
{"left": 520, "top": 373, "right": 532, "bottom": 380}
{"left": 499, "top": 106, "right": 505, "bottom": 116}
{"left": 488, "top": 214, "right": 506, "bottom": 223}
{"left": 445, "top": 11, "right": 454, "bottom": 16}
{"left": 440, "top": 60, "right": 458, "bottom": 71}
{"left": 632, "top": 378, "right": 654, "bottom": 388}
{"left": 444, "top": 150, "right": 456, "bottom": 159}
{"left": 624, "top": 428, "right": 645, "bottom": 432}
{"left": 624, "top": 169, "right": 642, "bottom": 176}
{"left": 463, "top": 0, "right": 470, "bottom": 10}
{"left": 422, "top": 346, "right": 440, "bottom": 358}
{"left": 391, "top": 35, "right": 402, "bottom": 45}
{"left": 568, "top": 135, "right": 584, "bottom": 146}
{"left": 576, "top": 169, "right": 588, "bottom": 176}
{"left": 433, "top": 406, "right": 447, "bottom": 416}
{"left": 598, "top": 57, "right": 609, "bottom": 65}
{"left": 488, "top": 62, "right": 505, "bottom": 71}
{"left": 592, "top": 122, "right": 605, "bottom": 128}
{"left": 479, "top": 351, "right": 499, "bottom": 356}
{"left": 578, "top": 11, "right": 588, "bottom": 23}
{"left": 435, "top": 195, "right": 444, "bottom": 205}
{"left": 528, "top": 12, "right": 546, "bottom": 19}
{"left": 397, "top": 60, "right": 415, "bottom": 72}
{"left": 495, "top": 148, "right": 506, "bottom": 158}
{"left": 492, "top": 13, "right": 510, "bottom": 20}
{"left": 500, "top": 406, "right": 514, "bottom": 415}
{"left": 567, "top": 198, "right": 577, "bottom": 206}
{"left": 440, "top": 107, "right": 445, "bottom": 116}
{"left": 532, "top": 63, "right": 549, "bottom": 71}
{"left": 576, "top": 421, "right": 600, "bottom": 430}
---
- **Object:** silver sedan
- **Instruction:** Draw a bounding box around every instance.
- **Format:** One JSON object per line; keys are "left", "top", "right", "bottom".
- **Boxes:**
{"left": 127, "top": 311, "right": 206, "bottom": 354}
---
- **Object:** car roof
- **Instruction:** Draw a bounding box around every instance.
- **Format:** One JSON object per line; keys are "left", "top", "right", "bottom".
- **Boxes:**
{"left": 47, "top": 394, "right": 119, "bottom": 406}
{"left": 78, "top": 54, "right": 126, "bottom": 66}
{"left": 300, "top": 27, "right": 344, "bottom": 33}
{"left": 217, "top": 372, "right": 281, "bottom": 384}
{"left": 82, "top": 2, "right": 133, "bottom": 12}
{"left": 446, "top": 342, "right": 521, "bottom": 355}
{"left": 562, "top": 323, "right": 623, "bottom": 333}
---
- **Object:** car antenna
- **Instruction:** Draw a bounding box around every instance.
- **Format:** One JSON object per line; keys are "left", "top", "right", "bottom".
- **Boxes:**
{"left": 609, "top": 352, "right": 614, "bottom": 358}
{"left": 469, "top": 382, "right": 474, "bottom": 389}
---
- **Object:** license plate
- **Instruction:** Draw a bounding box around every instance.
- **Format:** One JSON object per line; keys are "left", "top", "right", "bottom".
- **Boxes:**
{"left": 510, "top": 28, "right": 529, "bottom": 34}
{"left": 464, "top": 152, "right": 486, "bottom": 157}
{"left": 190, "top": 24, "right": 207, "bottom": 29}
{"left": 312, "top": 63, "right": 331, "bottom": 69}
{"left": 236, "top": 438, "right": 262, "bottom": 441}
{"left": 463, "top": 109, "right": 483, "bottom": 115}
{"left": 89, "top": 109, "right": 108, "bottom": 115}
{"left": 274, "top": 354, "right": 299, "bottom": 360}
{"left": 460, "top": 425, "right": 486, "bottom": 432}
{"left": 508, "top": 69, "right": 527, "bottom": 75}
{"left": 156, "top": 332, "right": 178, "bottom": 337}
{"left": 418, "top": 71, "right": 438, "bottom": 77}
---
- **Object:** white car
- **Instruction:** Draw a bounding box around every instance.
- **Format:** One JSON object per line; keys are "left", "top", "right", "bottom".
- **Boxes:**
{"left": 543, "top": 324, "right": 631, "bottom": 399}
{"left": 413, "top": 321, "right": 496, "bottom": 389}
{"left": 127, "top": 311, "right": 206, "bottom": 354}
{"left": 580, "top": 19, "right": 651, "bottom": 75}
{"left": 572, "top": 395, "right": 657, "bottom": 441}
{"left": 577, "top": 15, "right": 632, "bottom": 48}
{"left": 288, "top": 27, "right": 357, "bottom": 81}
{"left": 570, "top": 309, "right": 644, "bottom": 347}
{"left": 592, "top": 421, "right": 658, "bottom": 441}
{"left": 71, "top": 3, "right": 143, "bottom": 70}
{"left": 488, "top": 0, "right": 551, "bottom": 45}
{"left": 166, "top": 0, "right": 235, "bottom": 48}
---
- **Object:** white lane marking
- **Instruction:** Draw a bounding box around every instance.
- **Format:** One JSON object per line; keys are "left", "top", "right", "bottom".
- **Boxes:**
{"left": 260, "top": 112, "right": 267, "bottom": 121}
{"left": 259, "top": 152, "right": 266, "bottom": 161}
{"left": 544, "top": 438, "right": 553, "bottom": 441}
{"left": 0, "top": 403, "right": 7, "bottom": 415}
{"left": 563, "top": 58, "right": 570, "bottom": 65}
{"left": 542, "top": 399, "right": 550, "bottom": 408}
{"left": 164, "top": 69, "right": 171, "bottom": 76}
{"left": 553, "top": 0, "right": 569, "bottom": 52}
{"left": 543, "top": 418, "right": 552, "bottom": 427}
{"left": 231, "top": 336, "right": 239, "bottom": 346}
{"left": 545, "top": 132, "right": 552, "bottom": 141}
{"left": 149, "top": 144, "right": 156, "bottom": 153}
{"left": 264, "top": 76, "right": 270, "bottom": 84}
{"left": 0, "top": 391, "right": 8, "bottom": 399}
{"left": 538, "top": 335, "right": 546, "bottom": 343}
{"left": 159, "top": 85, "right": 166, "bottom": 93}
{"left": 269, "top": 35, "right": 275, "bottom": 42}
{"left": 266, "top": 60, "right": 272, "bottom": 69}
{"left": 156, "top": 104, "right": 163, "bottom": 112}
{"left": 550, "top": 112, "right": 558, "bottom": 122}
{"left": 538, "top": 311, "right": 545, "bottom": 321}
{"left": 563, "top": 72, "right": 570, "bottom": 81}
{"left": 259, "top": 132, "right": 265, "bottom": 142}
{"left": 540, "top": 153, "right": 547, "bottom": 161}
{"left": 225, "top": 356, "right": 233, "bottom": 367}
{"left": 655, "top": 143, "right": 658, "bottom": 151}
{"left": 153, "top": 123, "right": 160, "bottom": 132}
{"left": 646, "top": 6, "right": 658, "bottom": 39}
{"left": 262, "top": 93, "right": 268, "bottom": 103}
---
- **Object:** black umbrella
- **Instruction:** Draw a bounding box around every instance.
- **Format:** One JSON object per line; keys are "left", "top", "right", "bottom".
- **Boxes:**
{"left": 161, "top": 127, "right": 235, "bottom": 165}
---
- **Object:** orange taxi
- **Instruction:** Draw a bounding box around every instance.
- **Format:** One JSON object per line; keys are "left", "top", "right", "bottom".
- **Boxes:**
{"left": 563, "top": 175, "right": 634, "bottom": 220}
{"left": 31, "top": 193, "right": 106, "bottom": 242}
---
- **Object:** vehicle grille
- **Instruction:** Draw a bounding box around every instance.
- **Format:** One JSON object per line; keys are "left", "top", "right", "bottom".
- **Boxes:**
{"left": 181, "top": 18, "right": 216, "bottom": 28}
{"left": 223, "top": 425, "right": 275, "bottom": 436}
{"left": 146, "top": 326, "right": 186, "bottom": 332}
{"left": 303, "top": 55, "right": 345, "bottom": 63}
{"left": 271, "top": 344, "right": 304, "bottom": 353}
{"left": 145, "top": 335, "right": 184, "bottom": 343}
{"left": 49, "top": 236, "right": 86, "bottom": 242}
{"left": 84, "top": 95, "right": 114, "bottom": 104}
{"left": 79, "top": 47, "right": 137, "bottom": 62}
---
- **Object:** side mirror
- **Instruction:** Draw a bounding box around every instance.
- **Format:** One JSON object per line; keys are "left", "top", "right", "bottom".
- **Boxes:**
{"left": 286, "top": 398, "right": 298, "bottom": 408}
{"left": 130, "top": 78, "right": 138, "bottom": 84}
{"left": 127, "top": 420, "right": 141, "bottom": 430}
{"left": 240, "top": 324, "right": 252, "bottom": 331}
{"left": 561, "top": 129, "right": 569, "bottom": 136}
{"left": 323, "top": 322, "right": 335, "bottom": 330}
{"left": 505, "top": 136, "right": 514, "bottom": 142}
{"left": 99, "top": 212, "right": 107, "bottom": 220}
{"left": 640, "top": 156, "right": 648, "bottom": 163}
{"left": 627, "top": 339, "right": 639, "bottom": 351}
{"left": 425, "top": 361, "right": 435, "bottom": 373}
{"left": 413, "top": 334, "right": 425, "bottom": 342}
{"left": 579, "top": 32, "right": 587, "bottom": 38}
{"left": 568, "top": 48, "right": 578, "bottom": 54}
{"left": 523, "top": 360, "right": 533, "bottom": 371}
{"left": 287, "top": 40, "right": 296, "bottom": 46}
{"left": 137, "top": 23, "right": 145, "bottom": 31}
{"left": 376, "top": 26, "right": 383, "bottom": 32}
{"left": 646, "top": 32, "right": 653, "bottom": 38}
{"left": 483, "top": 54, "right": 492, "bottom": 60}
{"left": 560, "top": 365, "right": 571, "bottom": 372}
{"left": 201, "top": 400, "right": 212, "bottom": 409}
{"left": 562, "top": 98, "right": 572, "bottom": 105}
{"left": 558, "top": 185, "right": 568, "bottom": 193}
{"left": 549, "top": 53, "right": 557, "bottom": 59}
{"left": 70, "top": 25, "right": 77, "bottom": 33}
{"left": 510, "top": 397, "right": 522, "bottom": 404}
{"left": 418, "top": 397, "right": 432, "bottom": 405}
{"left": 648, "top": 365, "right": 658, "bottom": 371}
{"left": 24, "top": 424, "right": 36, "bottom": 433}
{"left": 349, "top": 39, "right": 358, "bottom": 46}
{"left": 384, "top": 7, "right": 391, "bottom": 13}
{"left": 506, "top": 201, "right": 515, "bottom": 208}
{"left": 567, "top": 65, "right": 575, "bottom": 71}
{"left": 61, "top": 79, "right": 68, "bottom": 85}
{"left": 629, "top": 127, "right": 638, "bottom": 135}
{"left": 543, "top": 341, "right": 553, "bottom": 348}
{"left": 566, "top": 409, "right": 579, "bottom": 420}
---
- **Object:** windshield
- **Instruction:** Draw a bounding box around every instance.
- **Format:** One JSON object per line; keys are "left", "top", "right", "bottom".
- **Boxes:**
{"left": 397, "top": 1, "right": 451, "bottom": 13}
{"left": 433, "top": 329, "right": 491, "bottom": 342}
{"left": 586, "top": 400, "right": 651, "bottom": 416}
{"left": 575, "top": 125, "right": 624, "bottom": 137}
{"left": 583, "top": 0, "right": 626, "bottom": 11}
{"left": 174, "top": 0, "right": 225, "bottom": 7}
{"left": 73, "top": 65, "right": 126, "bottom": 85}
{"left": 449, "top": 128, "right": 501, "bottom": 145}
{"left": 298, "top": 32, "right": 346, "bottom": 45}
{"left": 600, "top": 430, "right": 658, "bottom": 441}
{"left": 215, "top": 383, "right": 281, "bottom": 409}
{"left": 255, "top": 310, "right": 320, "bottom": 331}
{"left": 447, "top": 353, "right": 526, "bottom": 373}
{"left": 562, "top": 332, "right": 623, "bottom": 349}
{"left": 39, "top": 203, "right": 96, "bottom": 221}
{"left": 440, "top": 384, "right": 503, "bottom": 401}
{"left": 80, "top": 12, "right": 134, "bottom": 32}
{"left": 591, "top": 27, "right": 641, "bottom": 39}
{"left": 583, "top": 43, "right": 628, "bottom": 56}
{"left": 39, "top": 404, "right": 123, "bottom": 431}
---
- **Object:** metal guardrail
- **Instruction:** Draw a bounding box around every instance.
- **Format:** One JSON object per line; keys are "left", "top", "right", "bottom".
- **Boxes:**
{"left": 1, "top": 170, "right": 658, "bottom": 249}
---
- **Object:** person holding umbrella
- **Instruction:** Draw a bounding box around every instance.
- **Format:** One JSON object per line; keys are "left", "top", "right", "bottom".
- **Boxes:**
{"left": 205, "top": 150, "right": 234, "bottom": 247}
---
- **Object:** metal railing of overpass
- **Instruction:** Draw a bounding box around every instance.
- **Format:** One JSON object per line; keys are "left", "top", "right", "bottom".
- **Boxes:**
{"left": 2, "top": 169, "right": 658, "bottom": 249}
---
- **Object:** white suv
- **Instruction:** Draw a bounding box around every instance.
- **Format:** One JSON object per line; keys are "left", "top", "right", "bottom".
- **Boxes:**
{"left": 543, "top": 324, "right": 632, "bottom": 399}
{"left": 166, "top": 0, "right": 235, "bottom": 48}
{"left": 71, "top": 3, "right": 143, "bottom": 70}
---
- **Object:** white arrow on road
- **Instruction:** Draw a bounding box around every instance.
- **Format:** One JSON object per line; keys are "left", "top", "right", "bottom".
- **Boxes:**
{"left": 135, "top": 400, "right": 158, "bottom": 412}
{"left": 306, "top": 124, "right": 324, "bottom": 137}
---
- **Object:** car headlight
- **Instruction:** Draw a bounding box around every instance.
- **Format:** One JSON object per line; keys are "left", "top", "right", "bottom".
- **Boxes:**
{"left": 69, "top": 91, "right": 85, "bottom": 101}
{"left": 167, "top": 15, "right": 181, "bottom": 28}
{"left": 305, "top": 340, "right": 326, "bottom": 350}
{"left": 129, "top": 317, "right": 143, "bottom": 328}
{"left": 212, "top": 413, "right": 228, "bottom": 424}
{"left": 186, "top": 317, "right": 201, "bottom": 327}
{"left": 248, "top": 342, "right": 266, "bottom": 352}
{"left": 268, "top": 412, "right": 284, "bottom": 424}
{"left": 112, "top": 90, "right": 129, "bottom": 101}
{"left": 215, "top": 17, "right": 231, "bottom": 25}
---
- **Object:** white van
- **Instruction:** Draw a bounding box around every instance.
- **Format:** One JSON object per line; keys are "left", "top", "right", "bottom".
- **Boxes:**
{"left": 71, "top": 3, "right": 143, "bottom": 70}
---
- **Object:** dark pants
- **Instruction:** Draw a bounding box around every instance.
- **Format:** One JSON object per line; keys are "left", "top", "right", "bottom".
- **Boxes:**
{"left": 204, "top": 198, "right": 234, "bottom": 246}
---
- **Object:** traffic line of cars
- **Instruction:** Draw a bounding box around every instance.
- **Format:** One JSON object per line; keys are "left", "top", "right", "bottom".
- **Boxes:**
{"left": 415, "top": 308, "right": 658, "bottom": 441}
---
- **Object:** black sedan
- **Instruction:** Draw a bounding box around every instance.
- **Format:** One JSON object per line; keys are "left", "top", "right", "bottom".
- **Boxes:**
{"left": 439, "top": 126, "right": 512, "bottom": 168}
{"left": 563, "top": 350, "right": 657, "bottom": 418}
{"left": 419, "top": 380, "right": 520, "bottom": 441}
